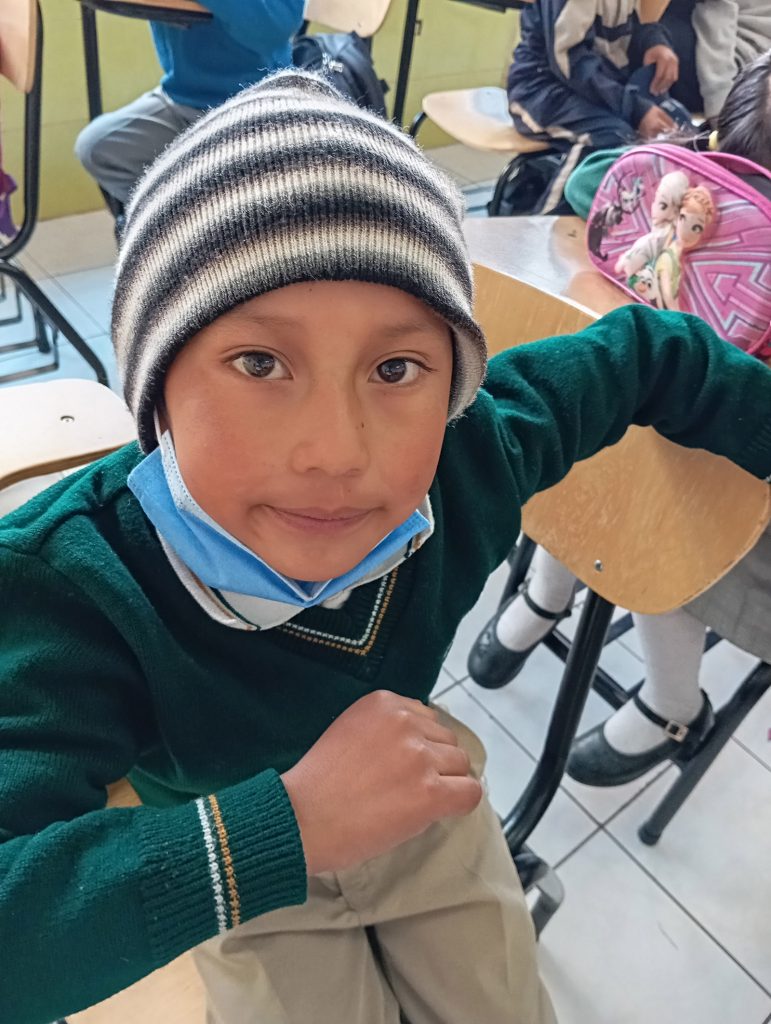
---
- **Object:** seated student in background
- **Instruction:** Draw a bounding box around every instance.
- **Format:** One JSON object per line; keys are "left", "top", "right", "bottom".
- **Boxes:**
{"left": 5, "top": 69, "right": 771, "bottom": 1024}
{"left": 75, "top": 0, "right": 303, "bottom": 212}
{"left": 506, "top": 0, "right": 689, "bottom": 212}
{"left": 659, "top": 0, "right": 771, "bottom": 125}
{"left": 470, "top": 50, "right": 771, "bottom": 788}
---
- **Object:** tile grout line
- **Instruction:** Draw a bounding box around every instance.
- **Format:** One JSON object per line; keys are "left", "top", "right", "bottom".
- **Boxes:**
{"left": 461, "top": 676, "right": 670, "bottom": 829}
{"left": 602, "top": 826, "right": 771, "bottom": 1000}
{"left": 43, "top": 274, "right": 108, "bottom": 339}
{"left": 730, "top": 733, "right": 771, "bottom": 775}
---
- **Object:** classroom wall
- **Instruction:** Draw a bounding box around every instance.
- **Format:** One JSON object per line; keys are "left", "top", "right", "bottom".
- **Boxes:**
{"left": 1, "top": 0, "right": 520, "bottom": 221}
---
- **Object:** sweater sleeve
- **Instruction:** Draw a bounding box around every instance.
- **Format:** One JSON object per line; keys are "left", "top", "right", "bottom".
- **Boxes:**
{"left": 198, "top": 0, "right": 304, "bottom": 53}
{"left": 0, "top": 548, "right": 306, "bottom": 1024}
{"left": 691, "top": 0, "right": 740, "bottom": 120}
{"left": 484, "top": 304, "right": 771, "bottom": 507}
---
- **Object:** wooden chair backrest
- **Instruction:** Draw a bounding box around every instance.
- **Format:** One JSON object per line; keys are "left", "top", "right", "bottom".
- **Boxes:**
{"left": 0, "top": 379, "right": 136, "bottom": 491}
{"left": 473, "top": 263, "right": 771, "bottom": 614}
{"left": 305, "top": 0, "right": 392, "bottom": 36}
{"left": 0, "top": 0, "right": 36, "bottom": 93}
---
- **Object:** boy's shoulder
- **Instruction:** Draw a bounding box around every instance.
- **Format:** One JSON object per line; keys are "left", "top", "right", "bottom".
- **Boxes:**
{"left": 0, "top": 443, "right": 145, "bottom": 564}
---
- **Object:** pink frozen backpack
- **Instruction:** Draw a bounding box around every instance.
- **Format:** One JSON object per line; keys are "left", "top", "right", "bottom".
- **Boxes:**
{"left": 586, "top": 143, "right": 771, "bottom": 359}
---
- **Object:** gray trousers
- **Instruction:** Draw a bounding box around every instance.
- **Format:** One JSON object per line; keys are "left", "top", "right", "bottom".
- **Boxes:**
{"left": 75, "top": 87, "right": 204, "bottom": 205}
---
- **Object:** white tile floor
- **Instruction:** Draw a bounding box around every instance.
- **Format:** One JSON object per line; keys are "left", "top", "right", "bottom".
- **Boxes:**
{"left": 3, "top": 148, "right": 771, "bottom": 1023}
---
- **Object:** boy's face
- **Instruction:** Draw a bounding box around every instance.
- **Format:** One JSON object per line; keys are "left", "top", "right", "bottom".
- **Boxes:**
{"left": 163, "top": 280, "right": 454, "bottom": 582}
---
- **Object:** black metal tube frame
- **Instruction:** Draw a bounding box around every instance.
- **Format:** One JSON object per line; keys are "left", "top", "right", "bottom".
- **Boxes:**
{"left": 0, "top": 3, "right": 108, "bottom": 386}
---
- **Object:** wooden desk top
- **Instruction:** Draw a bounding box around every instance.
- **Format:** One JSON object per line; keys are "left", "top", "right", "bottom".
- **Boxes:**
{"left": 463, "top": 215, "right": 626, "bottom": 318}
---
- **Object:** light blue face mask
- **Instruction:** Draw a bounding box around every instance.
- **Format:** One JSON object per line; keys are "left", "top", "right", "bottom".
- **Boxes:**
{"left": 127, "top": 427, "right": 430, "bottom": 612}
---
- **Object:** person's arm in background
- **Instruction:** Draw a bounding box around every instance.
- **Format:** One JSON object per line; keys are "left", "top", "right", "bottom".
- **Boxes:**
{"left": 629, "top": 14, "right": 679, "bottom": 95}
{"left": 695, "top": 0, "right": 771, "bottom": 122}
{"left": 691, "top": 0, "right": 740, "bottom": 120}
{"left": 198, "top": 0, "right": 304, "bottom": 54}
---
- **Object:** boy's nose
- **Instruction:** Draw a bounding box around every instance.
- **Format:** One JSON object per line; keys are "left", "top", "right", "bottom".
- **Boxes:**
{"left": 288, "top": 385, "right": 370, "bottom": 478}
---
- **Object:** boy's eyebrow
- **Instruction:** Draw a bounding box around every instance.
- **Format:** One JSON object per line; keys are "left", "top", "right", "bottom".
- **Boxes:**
{"left": 230, "top": 311, "right": 446, "bottom": 339}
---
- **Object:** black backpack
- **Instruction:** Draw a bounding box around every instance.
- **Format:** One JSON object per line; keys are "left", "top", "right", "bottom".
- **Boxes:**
{"left": 292, "top": 32, "right": 388, "bottom": 118}
{"left": 490, "top": 151, "right": 566, "bottom": 216}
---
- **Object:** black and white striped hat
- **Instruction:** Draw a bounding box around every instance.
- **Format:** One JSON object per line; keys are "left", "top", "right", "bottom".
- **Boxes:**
{"left": 112, "top": 69, "right": 487, "bottom": 452}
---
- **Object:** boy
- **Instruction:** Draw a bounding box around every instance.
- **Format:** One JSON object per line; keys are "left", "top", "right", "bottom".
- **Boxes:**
{"left": 75, "top": 0, "right": 303, "bottom": 208}
{"left": 3, "top": 70, "right": 771, "bottom": 1024}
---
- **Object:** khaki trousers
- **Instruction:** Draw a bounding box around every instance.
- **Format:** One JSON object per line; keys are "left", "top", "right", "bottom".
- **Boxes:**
{"left": 192, "top": 710, "right": 556, "bottom": 1024}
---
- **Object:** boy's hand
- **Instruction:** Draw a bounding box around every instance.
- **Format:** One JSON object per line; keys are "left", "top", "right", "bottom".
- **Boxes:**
{"left": 281, "top": 690, "right": 482, "bottom": 875}
{"left": 643, "top": 45, "right": 680, "bottom": 95}
{"left": 638, "top": 105, "right": 676, "bottom": 139}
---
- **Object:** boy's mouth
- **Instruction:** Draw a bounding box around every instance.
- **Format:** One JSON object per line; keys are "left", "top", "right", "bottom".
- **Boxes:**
{"left": 265, "top": 506, "right": 373, "bottom": 536}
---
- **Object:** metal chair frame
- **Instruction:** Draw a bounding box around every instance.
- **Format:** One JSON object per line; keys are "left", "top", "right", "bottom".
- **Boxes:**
{"left": 0, "top": 3, "right": 108, "bottom": 386}
{"left": 499, "top": 535, "right": 771, "bottom": 848}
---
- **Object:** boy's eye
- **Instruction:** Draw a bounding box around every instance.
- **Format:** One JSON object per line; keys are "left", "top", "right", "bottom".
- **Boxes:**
{"left": 374, "top": 358, "right": 421, "bottom": 385}
{"left": 233, "top": 352, "right": 288, "bottom": 379}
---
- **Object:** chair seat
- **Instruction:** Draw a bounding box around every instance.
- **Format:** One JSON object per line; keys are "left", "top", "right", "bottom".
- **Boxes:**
{"left": 305, "top": 0, "right": 391, "bottom": 36}
{"left": 0, "top": 378, "right": 136, "bottom": 490}
{"left": 422, "top": 87, "right": 550, "bottom": 154}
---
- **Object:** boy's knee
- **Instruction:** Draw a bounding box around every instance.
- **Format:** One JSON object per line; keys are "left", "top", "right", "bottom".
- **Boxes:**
{"left": 74, "top": 117, "right": 111, "bottom": 178}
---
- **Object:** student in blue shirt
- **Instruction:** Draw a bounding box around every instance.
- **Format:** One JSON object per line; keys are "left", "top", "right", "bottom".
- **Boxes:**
{"left": 75, "top": 1, "right": 303, "bottom": 210}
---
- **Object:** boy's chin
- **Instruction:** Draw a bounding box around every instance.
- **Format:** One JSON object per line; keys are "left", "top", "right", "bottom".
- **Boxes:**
{"left": 261, "top": 545, "right": 369, "bottom": 583}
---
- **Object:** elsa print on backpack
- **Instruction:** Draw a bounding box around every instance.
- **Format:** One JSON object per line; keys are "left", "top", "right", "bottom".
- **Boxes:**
{"left": 614, "top": 170, "right": 689, "bottom": 279}
{"left": 587, "top": 143, "right": 771, "bottom": 358}
{"left": 587, "top": 175, "right": 644, "bottom": 261}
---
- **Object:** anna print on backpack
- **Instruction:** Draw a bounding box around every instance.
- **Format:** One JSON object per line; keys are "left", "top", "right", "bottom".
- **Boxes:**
{"left": 586, "top": 143, "right": 771, "bottom": 359}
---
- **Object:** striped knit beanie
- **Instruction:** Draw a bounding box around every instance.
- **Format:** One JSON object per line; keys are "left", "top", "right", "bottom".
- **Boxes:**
{"left": 112, "top": 69, "right": 487, "bottom": 452}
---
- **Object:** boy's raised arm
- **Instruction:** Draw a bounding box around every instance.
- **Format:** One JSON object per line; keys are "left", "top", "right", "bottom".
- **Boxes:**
{"left": 484, "top": 304, "right": 771, "bottom": 506}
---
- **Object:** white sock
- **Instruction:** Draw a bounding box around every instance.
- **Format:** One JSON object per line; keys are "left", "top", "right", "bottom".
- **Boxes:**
{"left": 495, "top": 547, "right": 577, "bottom": 652}
{"left": 604, "top": 608, "right": 706, "bottom": 755}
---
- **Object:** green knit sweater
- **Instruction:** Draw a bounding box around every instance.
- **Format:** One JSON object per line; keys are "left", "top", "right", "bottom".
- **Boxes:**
{"left": 3, "top": 305, "right": 771, "bottom": 1022}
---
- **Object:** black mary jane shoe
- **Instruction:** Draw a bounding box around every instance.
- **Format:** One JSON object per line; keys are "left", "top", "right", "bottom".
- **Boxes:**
{"left": 566, "top": 690, "right": 715, "bottom": 788}
{"left": 467, "top": 586, "right": 571, "bottom": 690}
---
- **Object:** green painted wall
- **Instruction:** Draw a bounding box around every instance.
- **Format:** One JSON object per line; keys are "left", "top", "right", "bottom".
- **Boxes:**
{"left": 1, "top": 0, "right": 519, "bottom": 221}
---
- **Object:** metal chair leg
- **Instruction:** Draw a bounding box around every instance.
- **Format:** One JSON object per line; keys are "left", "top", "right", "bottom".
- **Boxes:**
{"left": 0, "top": 261, "right": 107, "bottom": 386}
{"left": 529, "top": 862, "right": 565, "bottom": 937}
{"left": 638, "top": 660, "right": 771, "bottom": 845}
{"left": 502, "top": 590, "right": 614, "bottom": 851}
{"left": 0, "top": 276, "right": 23, "bottom": 327}
{"left": 408, "top": 110, "right": 427, "bottom": 139}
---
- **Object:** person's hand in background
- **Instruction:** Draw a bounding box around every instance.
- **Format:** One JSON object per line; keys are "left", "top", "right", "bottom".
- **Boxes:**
{"left": 643, "top": 45, "right": 680, "bottom": 95}
{"left": 639, "top": 105, "right": 676, "bottom": 139}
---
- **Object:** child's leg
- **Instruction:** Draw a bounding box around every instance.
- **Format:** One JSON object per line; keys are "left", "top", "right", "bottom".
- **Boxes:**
{"left": 604, "top": 609, "right": 706, "bottom": 754}
{"left": 192, "top": 710, "right": 555, "bottom": 1024}
{"left": 497, "top": 545, "right": 577, "bottom": 652}
{"left": 360, "top": 711, "right": 556, "bottom": 1024}
{"left": 192, "top": 880, "right": 401, "bottom": 1024}
{"left": 567, "top": 608, "right": 713, "bottom": 786}
{"left": 74, "top": 88, "right": 203, "bottom": 205}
